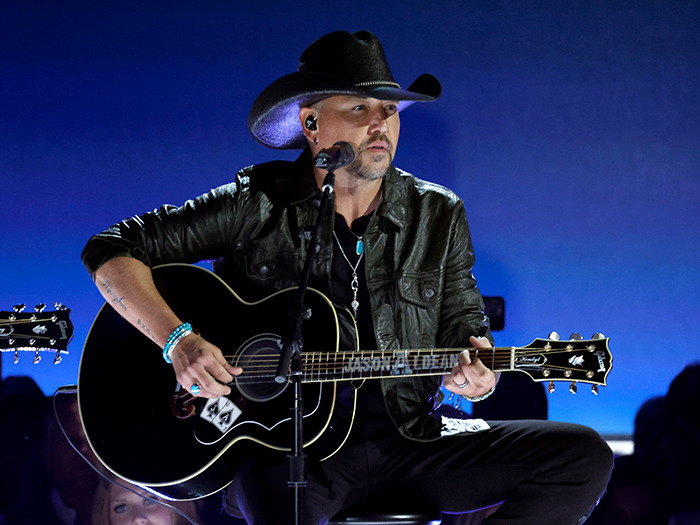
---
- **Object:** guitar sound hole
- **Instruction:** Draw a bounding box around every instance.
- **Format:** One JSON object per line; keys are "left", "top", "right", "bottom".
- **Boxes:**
{"left": 234, "top": 335, "right": 287, "bottom": 402}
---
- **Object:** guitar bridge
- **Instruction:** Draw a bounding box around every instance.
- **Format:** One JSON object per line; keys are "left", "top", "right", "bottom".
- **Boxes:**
{"left": 171, "top": 388, "right": 197, "bottom": 419}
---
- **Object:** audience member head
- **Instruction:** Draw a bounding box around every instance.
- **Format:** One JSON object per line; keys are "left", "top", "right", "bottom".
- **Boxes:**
{"left": 666, "top": 362, "right": 700, "bottom": 421}
{"left": 91, "top": 476, "right": 199, "bottom": 525}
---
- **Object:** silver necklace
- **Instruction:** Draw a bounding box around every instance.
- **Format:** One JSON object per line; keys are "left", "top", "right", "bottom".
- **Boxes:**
{"left": 333, "top": 230, "right": 364, "bottom": 317}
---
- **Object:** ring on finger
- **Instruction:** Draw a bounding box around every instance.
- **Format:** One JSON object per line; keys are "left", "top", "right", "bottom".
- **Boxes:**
{"left": 190, "top": 383, "right": 201, "bottom": 395}
{"left": 455, "top": 379, "right": 469, "bottom": 389}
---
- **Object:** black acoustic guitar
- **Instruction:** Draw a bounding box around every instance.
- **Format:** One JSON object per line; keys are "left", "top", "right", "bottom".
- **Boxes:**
{"left": 77, "top": 263, "right": 612, "bottom": 500}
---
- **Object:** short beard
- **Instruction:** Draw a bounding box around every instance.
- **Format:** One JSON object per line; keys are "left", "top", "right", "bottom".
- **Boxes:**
{"left": 344, "top": 152, "right": 393, "bottom": 181}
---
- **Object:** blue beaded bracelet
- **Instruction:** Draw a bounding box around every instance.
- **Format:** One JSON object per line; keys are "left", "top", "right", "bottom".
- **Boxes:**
{"left": 162, "top": 322, "right": 193, "bottom": 363}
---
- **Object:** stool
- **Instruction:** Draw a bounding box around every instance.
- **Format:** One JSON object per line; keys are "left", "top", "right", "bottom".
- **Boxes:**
{"left": 327, "top": 493, "right": 502, "bottom": 525}
{"left": 324, "top": 483, "right": 440, "bottom": 525}
{"left": 328, "top": 507, "right": 500, "bottom": 525}
{"left": 327, "top": 512, "right": 440, "bottom": 524}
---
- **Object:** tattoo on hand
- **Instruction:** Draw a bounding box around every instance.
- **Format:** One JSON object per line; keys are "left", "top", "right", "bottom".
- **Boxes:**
{"left": 100, "top": 279, "right": 127, "bottom": 312}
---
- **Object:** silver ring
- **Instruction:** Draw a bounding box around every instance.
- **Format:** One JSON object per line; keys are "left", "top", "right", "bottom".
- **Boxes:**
{"left": 190, "top": 384, "right": 201, "bottom": 395}
{"left": 455, "top": 379, "right": 469, "bottom": 389}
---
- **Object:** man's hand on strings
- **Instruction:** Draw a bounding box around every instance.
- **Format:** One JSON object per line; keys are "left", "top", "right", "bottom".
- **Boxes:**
{"left": 170, "top": 333, "right": 242, "bottom": 399}
{"left": 443, "top": 335, "right": 497, "bottom": 398}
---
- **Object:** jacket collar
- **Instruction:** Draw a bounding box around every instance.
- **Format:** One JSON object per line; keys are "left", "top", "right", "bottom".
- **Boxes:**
{"left": 377, "top": 166, "right": 409, "bottom": 230}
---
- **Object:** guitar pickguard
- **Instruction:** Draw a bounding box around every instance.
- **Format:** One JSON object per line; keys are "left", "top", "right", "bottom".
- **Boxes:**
{"left": 198, "top": 397, "right": 242, "bottom": 435}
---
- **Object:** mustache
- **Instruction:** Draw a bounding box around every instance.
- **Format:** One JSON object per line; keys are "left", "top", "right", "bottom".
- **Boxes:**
{"left": 358, "top": 134, "right": 393, "bottom": 153}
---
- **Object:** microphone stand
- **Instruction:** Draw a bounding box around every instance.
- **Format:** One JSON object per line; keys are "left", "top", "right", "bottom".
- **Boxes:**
{"left": 275, "top": 167, "right": 336, "bottom": 525}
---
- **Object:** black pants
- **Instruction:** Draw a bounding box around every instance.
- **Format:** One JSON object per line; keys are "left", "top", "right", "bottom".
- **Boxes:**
{"left": 225, "top": 417, "right": 613, "bottom": 525}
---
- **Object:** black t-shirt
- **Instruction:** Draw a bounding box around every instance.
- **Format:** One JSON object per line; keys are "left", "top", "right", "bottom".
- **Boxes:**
{"left": 331, "top": 212, "right": 394, "bottom": 436}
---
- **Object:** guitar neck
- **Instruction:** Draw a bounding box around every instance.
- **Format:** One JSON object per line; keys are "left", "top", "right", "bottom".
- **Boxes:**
{"left": 302, "top": 347, "right": 508, "bottom": 383}
{"left": 299, "top": 336, "right": 611, "bottom": 388}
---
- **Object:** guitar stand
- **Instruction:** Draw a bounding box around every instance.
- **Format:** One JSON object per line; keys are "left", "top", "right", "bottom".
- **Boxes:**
{"left": 275, "top": 167, "right": 336, "bottom": 525}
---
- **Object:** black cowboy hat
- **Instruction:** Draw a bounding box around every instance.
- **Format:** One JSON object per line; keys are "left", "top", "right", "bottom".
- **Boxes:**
{"left": 248, "top": 30, "right": 442, "bottom": 150}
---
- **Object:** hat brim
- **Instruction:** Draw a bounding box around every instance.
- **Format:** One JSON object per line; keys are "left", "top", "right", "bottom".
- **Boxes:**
{"left": 248, "top": 71, "right": 441, "bottom": 150}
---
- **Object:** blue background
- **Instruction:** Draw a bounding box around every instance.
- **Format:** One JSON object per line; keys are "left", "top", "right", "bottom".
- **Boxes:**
{"left": 2, "top": 0, "right": 698, "bottom": 436}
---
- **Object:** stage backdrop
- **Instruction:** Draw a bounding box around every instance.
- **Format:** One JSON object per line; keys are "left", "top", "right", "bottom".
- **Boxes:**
{"left": 2, "top": 0, "right": 698, "bottom": 436}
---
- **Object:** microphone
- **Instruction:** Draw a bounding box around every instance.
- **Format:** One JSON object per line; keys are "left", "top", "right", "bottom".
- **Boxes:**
{"left": 314, "top": 141, "right": 355, "bottom": 171}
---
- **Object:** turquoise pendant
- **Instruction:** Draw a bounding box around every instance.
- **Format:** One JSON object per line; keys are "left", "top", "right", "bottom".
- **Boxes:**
{"left": 356, "top": 238, "right": 364, "bottom": 256}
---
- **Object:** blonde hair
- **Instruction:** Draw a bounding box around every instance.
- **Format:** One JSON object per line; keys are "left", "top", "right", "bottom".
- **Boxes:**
{"left": 91, "top": 476, "right": 199, "bottom": 525}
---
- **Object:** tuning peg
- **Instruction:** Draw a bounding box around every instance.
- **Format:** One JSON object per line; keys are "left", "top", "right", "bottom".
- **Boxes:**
{"left": 13, "top": 348, "right": 19, "bottom": 364}
{"left": 54, "top": 350, "right": 63, "bottom": 365}
{"left": 592, "top": 332, "right": 605, "bottom": 340}
{"left": 569, "top": 332, "right": 583, "bottom": 341}
{"left": 591, "top": 385, "right": 599, "bottom": 395}
{"left": 548, "top": 381, "right": 555, "bottom": 394}
{"left": 54, "top": 302, "right": 67, "bottom": 310}
{"left": 34, "top": 303, "right": 47, "bottom": 313}
{"left": 33, "top": 349, "right": 41, "bottom": 364}
{"left": 548, "top": 331, "right": 560, "bottom": 341}
{"left": 13, "top": 304, "right": 26, "bottom": 313}
{"left": 569, "top": 382, "right": 578, "bottom": 394}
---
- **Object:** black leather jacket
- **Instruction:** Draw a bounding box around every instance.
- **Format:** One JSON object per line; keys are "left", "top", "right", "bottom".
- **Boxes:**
{"left": 82, "top": 150, "right": 491, "bottom": 441}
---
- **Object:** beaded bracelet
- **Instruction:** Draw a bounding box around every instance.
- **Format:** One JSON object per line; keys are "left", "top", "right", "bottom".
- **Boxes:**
{"left": 461, "top": 384, "right": 497, "bottom": 403}
{"left": 162, "top": 322, "right": 193, "bottom": 364}
{"left": 446, "top": 384, "right": 497, "bottom": 413}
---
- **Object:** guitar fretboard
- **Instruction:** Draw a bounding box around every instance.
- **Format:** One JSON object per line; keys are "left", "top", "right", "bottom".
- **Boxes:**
{"left": 228, "top": 347, "right": 518, "bottom": 383}
{"left": 302, "top": 347, "right": 503, "bottom": 382}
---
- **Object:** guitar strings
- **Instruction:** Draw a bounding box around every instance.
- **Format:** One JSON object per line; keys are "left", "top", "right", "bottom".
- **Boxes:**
{"left": 0, "top": 317, "right": 55, "bottom": 325}
{"left": 219, "top": 348, "right": 592, "bottom": 363}
{"left": 216, "top": 347, "right": 598, "bottom": 384}
{"left": 220, "top": 347, "right": 586, "bottom": 363}
{"left": 0, "top": 334, "right": 62, "bottom": 341}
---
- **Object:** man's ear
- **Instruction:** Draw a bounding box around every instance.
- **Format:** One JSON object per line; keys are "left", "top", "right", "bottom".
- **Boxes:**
{"left": 298, "top": 107, "right": 318, "bottom": 141}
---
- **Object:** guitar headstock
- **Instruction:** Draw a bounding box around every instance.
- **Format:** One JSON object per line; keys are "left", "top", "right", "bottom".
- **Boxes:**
{"left": 0, "top": 303, "right": 73, "bottom": 364}
{"left": 514, "top": 332, "right": 612, "bottom": 394}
